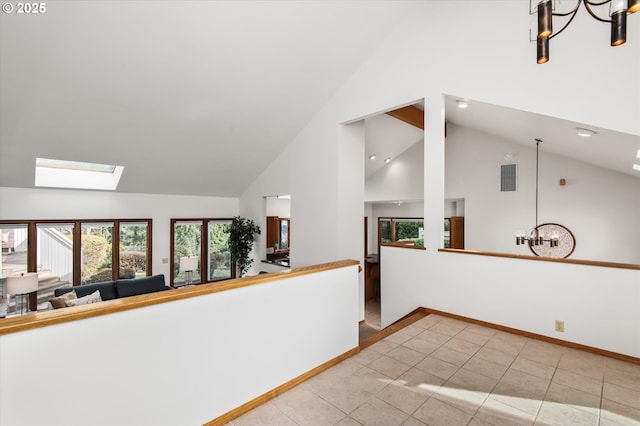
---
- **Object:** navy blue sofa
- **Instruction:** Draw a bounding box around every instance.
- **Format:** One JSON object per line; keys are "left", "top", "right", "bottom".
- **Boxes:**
{"left": 53, "top": 274, "right": 170, "bottom": 302}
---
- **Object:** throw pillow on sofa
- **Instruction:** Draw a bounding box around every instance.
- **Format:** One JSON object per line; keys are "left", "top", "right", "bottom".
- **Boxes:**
{"left": 65, "top": 290, "right": 102, "bottom": 307}
{"left": 50, "top": 291, "right": 78, "bottom": 309}
{"left": 54, "top": 281, "right": 117, "bottom": 301}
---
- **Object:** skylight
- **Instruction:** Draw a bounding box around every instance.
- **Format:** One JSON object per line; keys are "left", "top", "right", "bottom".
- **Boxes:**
{"left": 35, "top": 158, "right": 124, "bottom": 191}
{"left": 36, "top": 158, "right": 116, "bottom": 173}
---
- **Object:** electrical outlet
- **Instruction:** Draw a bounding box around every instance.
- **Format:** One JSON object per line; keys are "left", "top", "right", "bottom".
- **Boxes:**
{"left": 162, "top": 258, "right": 168, "bottom": 264}
{"left": 555, "top": 320, "right": 565, "bottom": 332}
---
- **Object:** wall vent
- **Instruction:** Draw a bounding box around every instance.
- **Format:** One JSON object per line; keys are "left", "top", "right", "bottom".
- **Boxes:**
{"left": 501, "top": 164, "right": 517, "bottom": 192}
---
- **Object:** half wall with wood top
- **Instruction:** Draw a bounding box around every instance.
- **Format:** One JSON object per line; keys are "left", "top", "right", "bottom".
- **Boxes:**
{"left": 0, "top": 260, "right": 360, "bottom": 426}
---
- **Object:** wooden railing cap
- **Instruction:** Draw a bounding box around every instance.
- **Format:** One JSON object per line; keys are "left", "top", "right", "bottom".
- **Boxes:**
{"left": 0, "top": 259, "right": 360, "bottom": 336}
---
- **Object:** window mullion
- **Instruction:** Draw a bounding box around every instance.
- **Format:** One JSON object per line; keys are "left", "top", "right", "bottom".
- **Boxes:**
{"left": 73, "top": 221, "right": 81, "bottom": 286}
{"left": 112, "top": 221, "right": 120, "bottom": 280}
{"left": 391, "top": 220, "right": 397, "bottom": 243}
{"left": 146, "top": 220, "right": 153, "bottom": 276}
{"left": 201, "top": 221, "right": 208, "bottom": 285}
{"left": 27, "top": 222, "right": 37, "bottom": 311}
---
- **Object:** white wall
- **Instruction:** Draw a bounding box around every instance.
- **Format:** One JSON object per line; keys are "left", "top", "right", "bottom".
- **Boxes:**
{"left": 365, "top": 140, "right": 424, "bottom": 202}
{"left": 0, "top": 187, "right": 238, "bottom": 279}
{"left": 445, "top": 124, "right": 640, "bottom": 264}
{"left": 380, "top": 245, "right": 425, "bottom": 328}
{"left": 444, "top": 199, "right": 465, "bottom": 217}
{"left": 265, "top": 196, "right": 291, "bottom": 218}
{"left": 337, "top": 121, "right": 366, "bottom": 321}
{"left": 240, "top": 1, "right": 640, "bottom": 357}
{"left": 238, "top": 112, "right": 343, "bottom": 272}
{"left": 370, "top": 201, "right": 424, "bottom": 219}
{"left": 380, "top": 245, "right": 640, "bottom": 358}
{"left": 0, "top": 264, "right": 360, "bottom": 426}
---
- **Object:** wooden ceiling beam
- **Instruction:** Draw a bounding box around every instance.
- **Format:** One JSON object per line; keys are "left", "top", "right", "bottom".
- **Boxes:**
{"left": 385, "top": 105, "right": 424, "bottom": 130}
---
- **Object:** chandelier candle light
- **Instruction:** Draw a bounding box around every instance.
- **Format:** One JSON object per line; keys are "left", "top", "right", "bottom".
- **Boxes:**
{"left": 532, "top": 0, "right": 639, "bottom": 64}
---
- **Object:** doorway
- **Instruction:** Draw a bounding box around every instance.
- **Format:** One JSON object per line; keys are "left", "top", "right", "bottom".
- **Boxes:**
{"left": 262, "top": 195, "right": 291, "bottom": 271}
{"left": 360, "top": 100, "right": 424, "bottom": 340}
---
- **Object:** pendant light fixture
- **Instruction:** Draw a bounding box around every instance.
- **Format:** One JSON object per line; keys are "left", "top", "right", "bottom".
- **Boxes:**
{"left": 531, "top": 0, "right": 638, "bottom": 64}
{"left": 515, "top": 139, "right": 576, "bottom": 258}
{"left": 515, "top": 140, "right": 555, "bottom": 247}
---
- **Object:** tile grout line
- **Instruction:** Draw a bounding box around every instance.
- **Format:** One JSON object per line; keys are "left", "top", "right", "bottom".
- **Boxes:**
{"left": 598, "top": 369, "right": 606, "bottom": 426}
{"left": 537, "top": 356, "right": 562, "bottom": 426}
{"left": 230, "top": 313, "right": 640, "bottom": 425}
{"left": 407, "top": 318, "right": 491, "bottom": 422}
{"left": 460, "top": 322, "right": 524, "bottom": 422}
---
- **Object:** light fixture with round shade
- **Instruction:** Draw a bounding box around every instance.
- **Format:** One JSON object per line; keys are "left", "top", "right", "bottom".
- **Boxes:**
{"left": 514, "top": 139, "right": 576, "bottom": 258}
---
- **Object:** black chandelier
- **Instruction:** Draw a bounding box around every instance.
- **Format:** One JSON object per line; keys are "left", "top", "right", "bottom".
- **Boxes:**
{"left": 515, "top": 139, "right": 577, "bottom": 258}
{"left": 532, "top": 0, "right": 639, "bottom": 64}
{"left": 515, "top": 139, "right": 559, "bottom": 248}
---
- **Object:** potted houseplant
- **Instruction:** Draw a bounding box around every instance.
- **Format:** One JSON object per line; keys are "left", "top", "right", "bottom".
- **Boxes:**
{"left": 228, "top": 216, "right": 261, "bottom": 277}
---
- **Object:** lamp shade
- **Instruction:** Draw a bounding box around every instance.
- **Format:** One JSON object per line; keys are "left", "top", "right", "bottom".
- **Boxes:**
{"left": 6, "top": 272, "right": 39, "bottom": 295}
{"left": 537, "top": 37, "right": 549, "bottom": 64}
{"left": 611, "top": 11, "right": 627, "bottom": 46}
{"left": 179, "top": 256, "right": 199, "bottom": 273}
{"left": 537, "top": 0, "right": 553, "bottom": 38}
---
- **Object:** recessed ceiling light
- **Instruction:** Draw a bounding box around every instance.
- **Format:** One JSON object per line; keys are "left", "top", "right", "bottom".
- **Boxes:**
{"left": 384, "top": 157, "right": 391, "bottom": 163}
{"left": 636, "top": 149, "right": 640, "bottom": 159}
{"left": 633, "top": 164, "right": 640, "bottom": 172}
{"left": 369, "top": 154, "right": 376, "bottom": 160}
{"left": 456, "top": 100, "right": 469, "bottom": 109}
{"left": 576, "top": 127, "right": 596, "bottom": 137}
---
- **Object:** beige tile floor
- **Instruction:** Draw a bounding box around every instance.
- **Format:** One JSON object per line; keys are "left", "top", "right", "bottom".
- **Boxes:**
{"left": 228, "top": 314, "right": 640, "bottom": 425}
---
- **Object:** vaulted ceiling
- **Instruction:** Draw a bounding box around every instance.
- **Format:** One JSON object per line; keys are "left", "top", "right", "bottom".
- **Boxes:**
{"left": 444, "top": 96, "right": 640, "bottom": 180}
{"left": 365, "top": 105, "right": 424, "bottom": 179}
{"left": 0, "top": 1, "right": 413, "bottom": 196}
{"left": 2, "top": 2, "right": 638, "bottom": 200}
